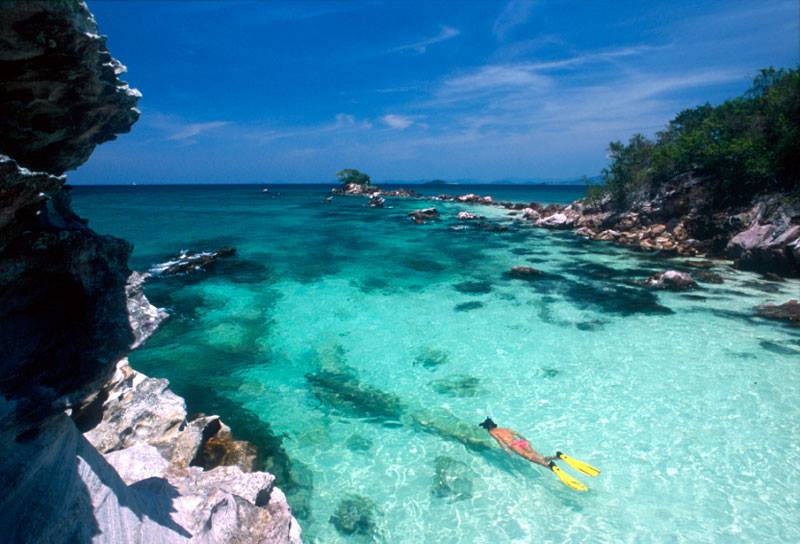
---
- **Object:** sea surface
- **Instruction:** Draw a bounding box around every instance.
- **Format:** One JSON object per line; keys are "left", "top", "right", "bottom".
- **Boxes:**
{"left": 72, "top": 184, "right": 800, "bottom": 543}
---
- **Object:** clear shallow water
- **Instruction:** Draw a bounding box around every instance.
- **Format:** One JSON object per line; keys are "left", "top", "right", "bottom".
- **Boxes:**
{"left": 72, "top": 184, "right": 800, "bottom": 543}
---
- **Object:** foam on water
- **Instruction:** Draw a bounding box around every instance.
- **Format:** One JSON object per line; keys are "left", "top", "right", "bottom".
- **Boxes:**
{"left": 73, "top": 185, "right": 800, "bottom": 543}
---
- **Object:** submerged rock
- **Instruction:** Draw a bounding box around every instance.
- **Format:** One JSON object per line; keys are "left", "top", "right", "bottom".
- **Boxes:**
{"left": 409, "top": 409, "right": 493, "bottom": 452}
{"left": 507, "top": 265, "right": 543, "bottom": 279}
{"left": 637, "top": 270, "right": 698, "bottom": 291}
{"left": 694, "top": 270, "right": 725, "bottom": 284}
{"left": 330, "top": 494, "right": 377, "bottom": 536}
{"left": 345, "top": 434, "right": 373, "bottom": 453}
{"left": 306, "top": 366, "right": 405, "bottom": 421}
{"left": 431, "top": 456, "right": 475, "bottom": 501}
{"left": 413, "top": 348, "right": 450, "bottom": 369}
{"left": 453, "top": 280, "right": 493, "bottom": 294}
{"left": 759, "top": 339, "right": 800, "bottom": 355}
{"left": 682, "top": 259, "right": 716, "bottom": 269}
{"left": 151, "top": 247, "right": 236, "bottom": 276}
{"left": 368, "top": 194, "right": 385, "bottom": 208}
{"left": 755, "top": 299, "right": 800, "bottom": 326}
{"left": 430, "top": 375, "right": 483, "bottom": 397}
{"left": 454, "top": 301, "right": 484, "bottom": 312}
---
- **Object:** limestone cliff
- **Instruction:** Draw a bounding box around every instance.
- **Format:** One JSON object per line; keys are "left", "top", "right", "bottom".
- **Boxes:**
{"left": 0, "top": 2, "right": 300, "bottom": 542}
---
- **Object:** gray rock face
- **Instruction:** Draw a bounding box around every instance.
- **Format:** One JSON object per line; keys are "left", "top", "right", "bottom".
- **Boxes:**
{"left": 726, "top": 206, "right": 800, "bottom": 277}
{"left": 0, "top": 155, "right": 133, "bottom": 420}
{"left": 105, "top": 444, "right": 302, "bottom": 544}
{"left": 0, "top": 410, "right": 301, "bottom": 544}
{"left": 0, "top": 413, "right": 184, "bottom": 544}
{"left": 126, "top": 271, "right": 168, "bottom": 349}
{"left": 77, "top": 359, "right": 258, "bottom": 473}
{"left": 0, "top": 2, "right": 302, "bottom": 542}
{"left": 0, "top": 0, "right": 141, "bottom": 421}
{"left": 0, "top": 0, "right": 140, "bottom": 174}
{"left": 73, "top": 359, "right": 303, "bottom": 542}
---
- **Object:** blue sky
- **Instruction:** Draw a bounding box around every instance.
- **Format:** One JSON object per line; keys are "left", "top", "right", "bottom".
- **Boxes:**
{"left": 74, "top": 0, "right": 799, "bottom": 184}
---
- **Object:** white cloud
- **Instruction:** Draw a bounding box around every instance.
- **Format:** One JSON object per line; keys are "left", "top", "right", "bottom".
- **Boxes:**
{"left": 390, "top": 26, "right": 460, "bottom": 54}
{"left": 435, "top": 46, "right": 651, "bottom": 103}
{"left": 166, "top": 121, "right": 228, "bottom": 141}
{"left": 382, "top": 114, "right": 414, "bottom": 129}
{"left": 493, "top": 0, "right": 536, "bottom": 41}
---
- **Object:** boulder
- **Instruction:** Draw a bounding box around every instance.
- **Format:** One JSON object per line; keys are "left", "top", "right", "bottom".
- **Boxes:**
{"left": 367, "top": 194, "right": 385, "bottom": 208}
{"left": 457, "top": 211, "right": 482, "bottom": 220}
{"left": 408, "top": 207, "right": 439, "bottom": 224}
{"left": 521, "top": 207, "right": 540, "bottom": 220}
{"left": 456, "top": 193, "right": 482, "bottom": 203}
{"left": 755, "top": 300, "right": 800, "bottom": 326}
{"left": 77, "top": 359, "right": 256, "bottom": 472}
{"left": 727, "top": 222, "right": 800, "bottom": 277}
{"left": 536, "top": 212, "right": 574, "bottom": 229}
{"left": 105, "top": 443, "right": 302, "bottom": 544}
{"left": 637, "top": 270, "right": 698, "bottom": 290}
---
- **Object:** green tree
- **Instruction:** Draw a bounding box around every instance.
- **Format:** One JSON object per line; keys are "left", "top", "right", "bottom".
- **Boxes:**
{"left": 336, "top": 168, "right": 371, "bottom": 186}
{"left": 593, "top": 66, "right": 799, "bottom": 209}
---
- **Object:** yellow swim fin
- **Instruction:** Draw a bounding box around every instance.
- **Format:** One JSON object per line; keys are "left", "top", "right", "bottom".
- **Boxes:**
{"left": 556, "top": 451, "right": 601, "bottom": 477}
{"left": 549, "top": 462, "right": 588, "bottom": 492}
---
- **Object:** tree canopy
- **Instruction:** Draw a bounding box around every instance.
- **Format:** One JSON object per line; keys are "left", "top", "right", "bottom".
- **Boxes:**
{"left": 597, "top": 67, "right": 799, "bottom": 208}
{"left": 336, "top": 168, "right": 371, "bottom": 186}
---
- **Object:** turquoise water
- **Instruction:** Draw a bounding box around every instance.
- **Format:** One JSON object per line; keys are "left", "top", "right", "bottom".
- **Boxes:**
{"left": 72, "top": 184, "right": 800, "bottom": 543}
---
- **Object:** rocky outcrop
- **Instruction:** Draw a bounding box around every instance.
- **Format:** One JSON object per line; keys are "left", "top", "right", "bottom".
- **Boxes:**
{"left": 408, "top": 207, "right": 439, "bottom": 224}
{"left": 457, "top": 211, "right": 483, "bottom": 221}
{"left": 367, "top": 194, "right": 385, "bottom": 208}
{"left": 636, "top": 270, "right": 698, "bottom": 291}
{"left": 755, "top": 300, "right": 800, "bottom": 326}
{"left": 126, "top": 271, "right": 168, "bottom": 349}
{"left": 725, "top": 196, "right": 800, "bottom": 276}
{"left": 333, "top": 182, "right": 372, "bottom": 195}
{"left": 333, "top": 183, "right": 420, "bottom": 199}
{"left": 71, "top": 359, "right": 302, "bottom": 542}
{"left": 150, "top": 247, "right": 236, "bottom": 276}
{"left": 0, "top": 2, "right": 301, "bottom": 542}
{"left": 0, "top": 145, "right": 133, "bottom": 422}
{"left": 526, "top": 176, "right": 800, "bottom": 276}
{"left": 0, "top": 1, "right": 140, "bottom": 174}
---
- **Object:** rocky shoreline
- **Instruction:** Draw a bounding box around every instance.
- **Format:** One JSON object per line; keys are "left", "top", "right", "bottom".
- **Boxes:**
{"left": 0, "top": 3, "right": 301, "bottom": 542}
{"left": 334, "top": 175, "right": 800, "bottom": 278}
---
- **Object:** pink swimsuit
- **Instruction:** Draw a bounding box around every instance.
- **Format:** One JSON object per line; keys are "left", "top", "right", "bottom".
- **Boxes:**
{"left": 510, "top": 439, "right": 530, "bottom": 450}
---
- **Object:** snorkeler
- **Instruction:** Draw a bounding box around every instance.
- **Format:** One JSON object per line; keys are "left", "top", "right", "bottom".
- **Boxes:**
{"left": 479, "top": 417, "right": 600, "bottom": 491}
